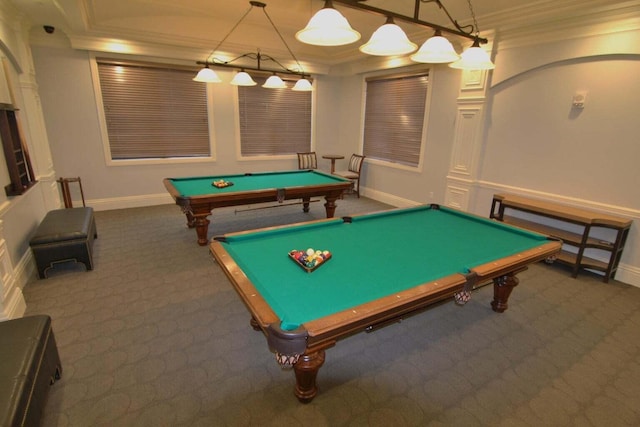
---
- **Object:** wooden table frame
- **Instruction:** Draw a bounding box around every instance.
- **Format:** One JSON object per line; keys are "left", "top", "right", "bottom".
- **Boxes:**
{"left": 210, "top": 207, "right": 561, "bottom": 402}
{"left": 164, "top": 172, "right": 353, "bottom": 245}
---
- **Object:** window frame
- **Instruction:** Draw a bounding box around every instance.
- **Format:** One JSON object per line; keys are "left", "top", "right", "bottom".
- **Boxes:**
{"left": 233, "top": 73, "right": 315, "bottom": 162}
{"left": 360, "top": 67, "right": 432, "bottom": 172}
{"left": 90, "top": 54, "right": 216, "bottom": 166}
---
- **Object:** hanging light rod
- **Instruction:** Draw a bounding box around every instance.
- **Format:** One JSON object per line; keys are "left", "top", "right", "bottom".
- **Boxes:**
{"left": 196, "top": 51, "right": 308, "bottom": 78}
{"left": 332, "top": 0, "right": 487, "bottom": 44}
{"left": 194, "top": 1, "right": 312, "bottom": 90}
{"left": 297, "top": 0, "right": 494, "bottom": 69}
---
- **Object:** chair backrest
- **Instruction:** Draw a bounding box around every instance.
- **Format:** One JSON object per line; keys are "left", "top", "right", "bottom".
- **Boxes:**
{"left": 348, "top": 154, "right": 365, "bottom": 174}
{"left": 297, "top": 152, "right": 317, "bottom": 169}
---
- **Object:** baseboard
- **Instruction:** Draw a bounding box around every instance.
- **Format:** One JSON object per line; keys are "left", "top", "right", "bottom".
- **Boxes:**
{"left": 613, "top": 264, "right": 640, "bottom": 289}
{"left": 86, "top": 189, "right": 419, "bottom": 212}
{"left": 360, "top": 186, "right": 420, "bottom": 208}
{"left": 84, "top": 193, "right": 175, "bottom": 211}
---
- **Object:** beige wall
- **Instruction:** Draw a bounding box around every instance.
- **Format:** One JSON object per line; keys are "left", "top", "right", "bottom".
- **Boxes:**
{"left": 1, "top": 0, "right": 638, "bottom": 308}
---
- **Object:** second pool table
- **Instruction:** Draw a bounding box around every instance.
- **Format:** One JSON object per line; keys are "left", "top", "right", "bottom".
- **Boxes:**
{"left": 210, "top": 204, "right": 561, "bottom": 402}
{"left": 164, "top": 170, "right": 352, "bottom": 245}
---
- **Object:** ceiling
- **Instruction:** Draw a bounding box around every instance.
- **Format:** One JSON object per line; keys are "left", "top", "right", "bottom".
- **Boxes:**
{"left": 12, "top": 0, "right": 635, "bottom": 69}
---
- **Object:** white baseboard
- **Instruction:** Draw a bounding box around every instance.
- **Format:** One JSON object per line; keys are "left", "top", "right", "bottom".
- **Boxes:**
{"left": 77, "top": 187, "right": 640, "bottom": 290}
{"left": 613, "top": 264, "right": 640, "bottom": 289}
{"left": 84, "top": 193, "right": 175, "bottom": 211}
{"left": 360, "top": 186, "right": 420, "bottom": 208}
{"left": 89, "top": 189, "right": 418, "bottom": 212}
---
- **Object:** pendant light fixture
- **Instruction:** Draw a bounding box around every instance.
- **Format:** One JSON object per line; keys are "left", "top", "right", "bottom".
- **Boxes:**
{"left": 193, "top": 65, "right": 222, "bottom": 83}
{"left": 262, "top": 74, "right": 287, "bottom": 88}
{"left": 449, "top": 38, "right": 495, "bottom": 70}
{"left": 359, "top": 16, "right": 417, "bottom": 56}
{"left": 230, "top": 71, "right": 257, "bottom": 86}
{"left": 297, "top": 0, "right": 494, "bottom": 70}
{"left": 410, "top": 30, "right": 460, "bottom": 64}
{"left": 295, "top": 0, "right": 361, "bottom": 46}
{"left": 193, "top": 2, "right": 312, "bottom": 90}
{"left": 292, "top": 78, "right": 314, "bottom": 91}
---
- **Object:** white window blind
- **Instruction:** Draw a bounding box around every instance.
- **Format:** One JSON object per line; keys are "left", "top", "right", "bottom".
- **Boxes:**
{"left": 238, "top": 76, "right": 311, "bottom": 156}
{"left": 363, "top": 72, "right": 429, "bottom": 167}
{"left": 97, "top": 59, "right": 209, "bottom": 160}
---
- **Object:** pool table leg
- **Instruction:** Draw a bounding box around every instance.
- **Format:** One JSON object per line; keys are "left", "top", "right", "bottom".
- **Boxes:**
{"left": 293, "top": 350, "right": 325, "bottom": 403}
{"left": 185, "top": 211, "right": 196, "bottom": 228}
{"left": 302, "top": 197, "right": 311, "bottom": 213}
{"left": 491, "top": 271, "right": 521, "bottom": 313}
{"left": 182, "top": 210, "right": 211, "bottom": 246}
{"left": 323, "top": 195, "right": 339, "bottom": 217}
{"left": 193, "top": 214, "right": 211, "bottom": 246}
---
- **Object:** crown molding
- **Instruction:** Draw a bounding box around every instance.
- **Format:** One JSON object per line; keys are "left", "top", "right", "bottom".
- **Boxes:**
{"left": 482, "top": 0, "right": 640, "bottom": 49}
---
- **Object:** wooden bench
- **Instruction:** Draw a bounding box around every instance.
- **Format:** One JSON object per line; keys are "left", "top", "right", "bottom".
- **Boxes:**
{"left": 29, "top": 207, "right": 97, "bottom": 279}
{"left": 0, "top": 315, "right": 62, "bottom": 426}
{"left": 490, "top": 193, "right": 631, "bottom": 282}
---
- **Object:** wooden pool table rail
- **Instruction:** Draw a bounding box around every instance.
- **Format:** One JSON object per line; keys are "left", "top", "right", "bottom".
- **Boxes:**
{"left": 164, "top": 175, "right": 352, "bottom": 245}
{"left": 210, "top": 211, "right": 561, "bottom": 403}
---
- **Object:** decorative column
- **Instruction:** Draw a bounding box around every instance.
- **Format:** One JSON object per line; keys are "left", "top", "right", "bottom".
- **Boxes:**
{"left": 444, "top": 33, "right": 494, "bottom": 211}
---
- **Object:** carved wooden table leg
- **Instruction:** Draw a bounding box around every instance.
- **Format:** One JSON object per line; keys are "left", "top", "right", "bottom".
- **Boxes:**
{"left": 302, "top": 197, "right": 311, "bottom": 213}
{"left": 185, "top": 210, "right": 196, "bottom": 228}
{"left": 491, "top": 273, "right": 519, "bottom": 313}
{"left": 293, "top": 350, "right": 325, "bottom": 403}
{"left": 324, "top": 196, "right": 338, "bottom": 217}
{"left": 249, "top": 317, "right": 261, "bottom": 331}
{"left": 194, "top": 215, "right": 210, "bottom": 246}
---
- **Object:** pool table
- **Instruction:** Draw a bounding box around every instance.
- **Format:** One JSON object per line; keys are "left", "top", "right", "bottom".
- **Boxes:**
{"left": 163, "top": 170, "right": 352, "bottom": 245}
{"left": 209, "top": 204, "right": 561, "bottom": 402}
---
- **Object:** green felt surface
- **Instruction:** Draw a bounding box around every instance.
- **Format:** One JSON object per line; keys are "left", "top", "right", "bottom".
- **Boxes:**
{"left": 168, "top": 170, "right": 348, "bottom": 196}
{"left": 220, "top": 205, "right": 548, "bottom": 330}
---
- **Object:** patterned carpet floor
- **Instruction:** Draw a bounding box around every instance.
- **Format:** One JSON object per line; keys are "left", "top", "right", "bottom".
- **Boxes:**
{"left": 22, "top": 198, "right": 640, "bottom": 426}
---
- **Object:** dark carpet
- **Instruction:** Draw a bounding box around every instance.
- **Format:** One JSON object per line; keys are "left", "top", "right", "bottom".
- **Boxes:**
{"left": 22, "top": 197, "right": 640, "bottom": 426}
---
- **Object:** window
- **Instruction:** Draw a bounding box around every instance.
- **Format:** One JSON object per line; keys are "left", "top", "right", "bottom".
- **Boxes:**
{"left": 96, "top": 59, "right": 209, "bottom": 160}
{"left": 363, "top": 72, "right": 429, "bottom": 167}
{"left": 238, "top": 76, "right": 312, "bottom": 156}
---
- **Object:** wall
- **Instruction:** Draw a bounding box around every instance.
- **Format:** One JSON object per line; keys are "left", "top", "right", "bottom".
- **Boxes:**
{"left": 473, "top": 27, "right": 640, "bottom": 286}
{"left": 32, "top": 46, "right": 325, "bottom": 210}
{"left": 331, "top": 61, "right": 462, "bottom": 207}
{"left": 0, "top": 0, "right": 59, "bottom": 319}
{"left": 27, "top": 11, "right": 640, "bottom": 287}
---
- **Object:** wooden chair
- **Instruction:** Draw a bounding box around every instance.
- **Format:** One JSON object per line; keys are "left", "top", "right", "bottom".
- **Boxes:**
{"left": 334, "top": 154, "right": 365, "bottom": 197}
{"left": 297, "top": 152, "right": 317, "bottom": 170}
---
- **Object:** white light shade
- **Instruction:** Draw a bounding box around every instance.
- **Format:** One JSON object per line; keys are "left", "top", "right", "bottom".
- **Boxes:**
{"left": 410, "top": 34, "right": 460, "bottom": 63}
{"left": 359, "top": 21, "right": 417, "bottom": 56}
{"left": 230, "top": 71, "right": 257, "bottom": 86}
{"left": 296, "top": 7, "right": 360, "bottom": 46}
{"left": 292, "top": 78, "right": 313, "bottom": 91}
{"left": 193, "top": 67, "right": 222, "bottom": 83}
{"left": 449, "top": 41, "right": 495, "bottom": 70}
{"left": 262, "top": 75, "right": 287, "bottom": 89}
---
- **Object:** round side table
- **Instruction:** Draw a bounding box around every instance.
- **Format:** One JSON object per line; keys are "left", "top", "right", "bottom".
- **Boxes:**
{"left": 322, "top": 154, "right": 344, "bottom": 173}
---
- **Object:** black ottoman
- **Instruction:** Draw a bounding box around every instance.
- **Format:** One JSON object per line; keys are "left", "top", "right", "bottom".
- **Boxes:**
{"left": 29, "top": 207, "right": 97, "bottom": 279}
{"left": 0, "top": 315, "right": 62, "bottom": 426}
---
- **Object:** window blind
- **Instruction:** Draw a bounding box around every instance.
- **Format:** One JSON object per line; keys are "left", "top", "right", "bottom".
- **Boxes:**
{"left": 238, "top": 76, "right": 311, "bottom": 156}
{"left": 363, "top": 73, "right": 429, "bottom": 167}
{"left": 97, "top": 60, "right": 209, "bottom": 159}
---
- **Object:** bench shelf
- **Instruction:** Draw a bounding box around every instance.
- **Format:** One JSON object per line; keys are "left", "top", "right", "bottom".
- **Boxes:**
{"left": 491, "top": 193, "right": 631, "bottom": 282}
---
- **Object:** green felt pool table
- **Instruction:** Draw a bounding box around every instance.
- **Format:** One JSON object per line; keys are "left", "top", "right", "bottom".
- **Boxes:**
{"left": 209, "top": 204, "right": 561, "bottom": 402}
{"left": 163, "top": 170, "right": 352, "bottom": 245}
